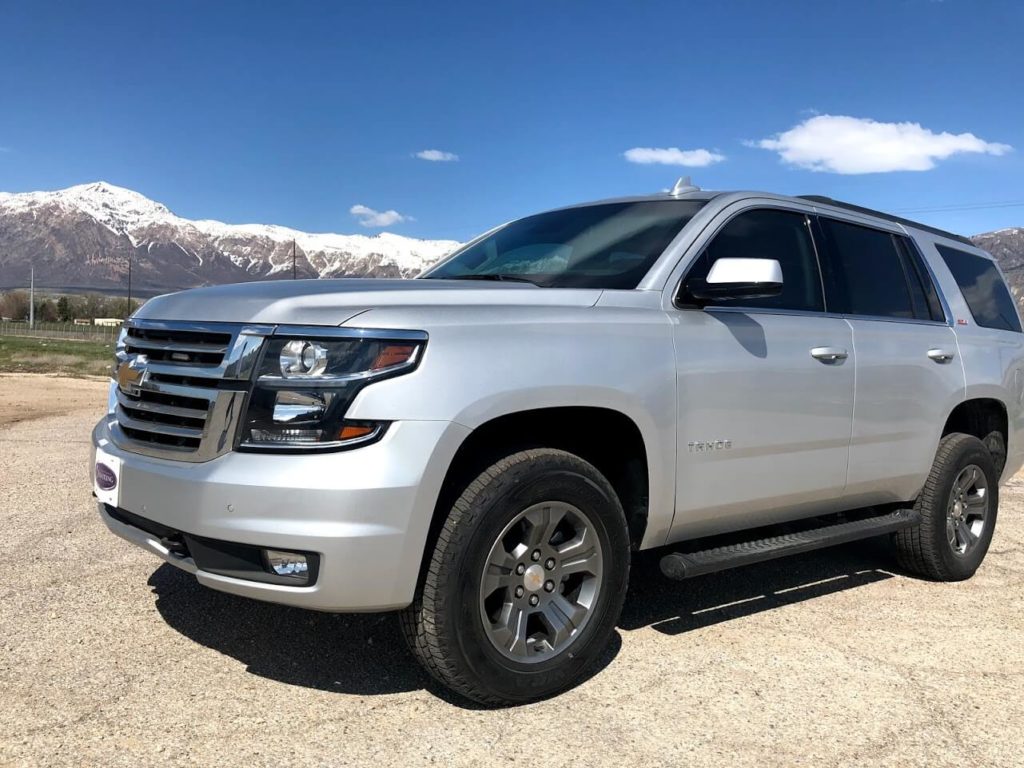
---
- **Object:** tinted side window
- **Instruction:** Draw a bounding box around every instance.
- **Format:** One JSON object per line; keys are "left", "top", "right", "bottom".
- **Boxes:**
{"left": 937, "top": 245, "right": 1022, "bottom": 332}
{"left": 685, "top": 209, "right": 823, "bottom": 312}
{"left": 819, "top": 218, "right": 914, "bottom": 318}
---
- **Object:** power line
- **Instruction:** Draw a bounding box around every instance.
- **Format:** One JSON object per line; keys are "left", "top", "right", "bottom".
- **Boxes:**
{"left": 894, "top": 200, "right": 1024, "bottom": 214}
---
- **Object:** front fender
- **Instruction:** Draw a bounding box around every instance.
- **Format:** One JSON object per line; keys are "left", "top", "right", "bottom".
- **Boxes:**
{"left": 344, "top": 306, "right": 678, "bottom": 548}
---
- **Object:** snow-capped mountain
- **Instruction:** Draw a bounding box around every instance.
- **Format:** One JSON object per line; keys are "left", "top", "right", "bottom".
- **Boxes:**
{"left": 0, "top": 182, "right": 460, "bottom": 293}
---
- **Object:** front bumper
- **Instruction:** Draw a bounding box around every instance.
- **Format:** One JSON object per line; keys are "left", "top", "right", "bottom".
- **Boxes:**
{"left": 91, "top": 414, "right": 469, "bottom": 611}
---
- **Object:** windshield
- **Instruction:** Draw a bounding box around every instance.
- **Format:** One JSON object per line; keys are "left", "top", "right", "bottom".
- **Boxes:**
{"left": 421, "top": 200, "right": 706, "bottom": 289}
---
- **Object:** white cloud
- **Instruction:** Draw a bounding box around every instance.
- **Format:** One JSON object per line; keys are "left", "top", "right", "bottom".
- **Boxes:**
{"left": 753, "top": 115, "right": 1012, "bottom": 174}
{"left": 624, "top": 147, "right": 725, "bottom": 167}
{"left": 415, "top": 149, "right": 459, "bottom": 162}
{"left": 349, "top": 204, "right": 408, "bottom": 228}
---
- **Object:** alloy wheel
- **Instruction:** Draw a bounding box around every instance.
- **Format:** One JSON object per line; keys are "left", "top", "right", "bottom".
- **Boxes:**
{"left": 946, "top": 464, "right": 989, "bottom": 556}
{"left": 478, "top": 501, "right": 604, "bottom": 663}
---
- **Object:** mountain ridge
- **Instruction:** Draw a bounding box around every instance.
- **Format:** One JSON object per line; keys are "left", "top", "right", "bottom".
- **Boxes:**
{"left": 0, "top": 182, "right": 460, "bottom": 293}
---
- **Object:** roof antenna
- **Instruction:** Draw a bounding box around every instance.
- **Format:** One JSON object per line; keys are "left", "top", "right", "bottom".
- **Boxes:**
{"left": 669, "top": 176, "right": 700, "bottom": 196}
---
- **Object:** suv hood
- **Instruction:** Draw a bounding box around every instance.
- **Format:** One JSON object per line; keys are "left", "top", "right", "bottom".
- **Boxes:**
{"left": 133, "top": 278, "right": 603, "bottom": 326}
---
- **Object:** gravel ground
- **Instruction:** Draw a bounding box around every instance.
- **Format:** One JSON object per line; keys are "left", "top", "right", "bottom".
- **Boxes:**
{"left": 2, "top": 375, "right": 1023, "bottom": 767}
{"left": 0, "top": 373, "right": 107, "bottom": 425}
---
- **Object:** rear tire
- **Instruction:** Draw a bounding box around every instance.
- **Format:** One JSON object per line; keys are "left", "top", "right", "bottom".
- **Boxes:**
{"left": 400, "top": 448, "right": 630, "bottom": 706}
{"left": 894, "top": 433, "right": 998, "bottom": 581}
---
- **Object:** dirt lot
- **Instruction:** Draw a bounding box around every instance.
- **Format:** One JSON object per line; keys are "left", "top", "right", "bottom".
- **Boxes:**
{"left": 0, "top": 373, "right": 108, "bottom": 426}
{"left": 1, "top": 375, "right": 1022, "bottom": 767}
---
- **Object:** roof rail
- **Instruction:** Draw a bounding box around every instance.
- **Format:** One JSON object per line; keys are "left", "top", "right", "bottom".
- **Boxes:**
{"left": 798, "top": 195, "right": 974, "bottom": 246}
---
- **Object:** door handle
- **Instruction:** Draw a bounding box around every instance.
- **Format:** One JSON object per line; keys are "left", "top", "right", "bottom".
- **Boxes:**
{"left": 810, "top": 347, "right": 848, "bottom": 363}
{"left": 928, "top": 349, "right": 955, "bottom": 364}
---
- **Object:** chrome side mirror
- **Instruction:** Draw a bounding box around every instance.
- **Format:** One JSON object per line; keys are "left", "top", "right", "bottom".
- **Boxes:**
{"left": 683, "top": 258, "right": 783, "bottom": 305}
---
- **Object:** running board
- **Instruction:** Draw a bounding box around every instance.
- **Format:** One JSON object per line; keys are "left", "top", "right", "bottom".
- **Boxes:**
{"left": 659, "top": 510, "right": 920, "bottom": 581}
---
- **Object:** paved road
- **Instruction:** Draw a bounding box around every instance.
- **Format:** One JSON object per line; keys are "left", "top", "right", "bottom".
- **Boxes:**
{"left": 2, "top": 376, "right": 1022, "bottom": 767}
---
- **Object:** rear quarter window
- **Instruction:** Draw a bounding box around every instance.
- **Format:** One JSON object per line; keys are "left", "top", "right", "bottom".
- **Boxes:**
{"left": 936, "top": 244, "right": 1022, "bottom": 333}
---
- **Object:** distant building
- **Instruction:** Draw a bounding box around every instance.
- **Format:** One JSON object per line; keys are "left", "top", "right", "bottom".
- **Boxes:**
{"left": 73, "top": 319, "right": 92, "bottom": 326}
{"left": 93, "top": 318, "right": 124, "bottom": 327}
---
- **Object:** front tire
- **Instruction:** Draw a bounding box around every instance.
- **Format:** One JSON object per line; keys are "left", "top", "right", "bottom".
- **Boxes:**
{"left": 400, "top": 448, "right": 630, "bottom": 706}
{"left": 895, "top": 433, "right": 998, "bottom": 581}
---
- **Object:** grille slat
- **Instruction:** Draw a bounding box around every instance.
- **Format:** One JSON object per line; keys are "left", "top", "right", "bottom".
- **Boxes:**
{"left": 135, "top": 377, "right": 222, "bottom": 401}
{"left": 140, "top": 361, "right": 227, "bottom": 380}
{"left": 116, "top": 411, "right": 205, "bottom": 439}
{"left": 124, "top": 338, "right": 229, "bottom": 354}
{"left": 125, "top": 338, "right": 229, "bottom": 357}
{"left": 115, "top": 389, "right": 210, "bottom": 421}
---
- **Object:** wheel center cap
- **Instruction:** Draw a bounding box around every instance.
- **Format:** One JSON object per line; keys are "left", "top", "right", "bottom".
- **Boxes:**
{"left": 523, "top": 564, "right": 545, "bottom": 592}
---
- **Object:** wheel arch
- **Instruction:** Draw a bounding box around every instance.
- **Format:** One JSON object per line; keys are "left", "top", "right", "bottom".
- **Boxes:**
{"left": 942, "top": 396, "right": 1009, "bottom": 477}
{"left": 414, "top": 405, "right": 656, "bottom": 593}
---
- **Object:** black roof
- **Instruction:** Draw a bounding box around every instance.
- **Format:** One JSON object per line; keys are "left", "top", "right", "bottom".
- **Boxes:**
{"left": 798, "top": 195, "right": 974, "bottom": 247}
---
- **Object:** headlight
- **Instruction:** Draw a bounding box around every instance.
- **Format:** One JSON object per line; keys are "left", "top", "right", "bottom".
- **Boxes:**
{"left": 239, "top": 333, "right": 424, "bottom": 451}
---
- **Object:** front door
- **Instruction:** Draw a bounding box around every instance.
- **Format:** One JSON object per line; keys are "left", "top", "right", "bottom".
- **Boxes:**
{"left": 668, "top": 206, "right": 855, "bottom": 541}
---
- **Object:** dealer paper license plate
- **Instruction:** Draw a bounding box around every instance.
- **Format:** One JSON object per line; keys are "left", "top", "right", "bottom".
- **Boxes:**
{"left": 94, "top": 447, "right": 122, "bottom": 508}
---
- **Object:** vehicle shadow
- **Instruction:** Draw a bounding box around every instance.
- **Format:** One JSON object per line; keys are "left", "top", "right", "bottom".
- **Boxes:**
{"left": 147, "top": 538, "right": 899, "bottom": 706}
{"left": 620, "top": 538, "right": 899, "bottom": 635}
{"left": 146, "top": 563, "right": 621, "bottom": 708}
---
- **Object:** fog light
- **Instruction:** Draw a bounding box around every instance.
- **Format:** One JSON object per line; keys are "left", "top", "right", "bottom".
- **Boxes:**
{"left": 264, "top": 549, "right": 310, "bottom": 583}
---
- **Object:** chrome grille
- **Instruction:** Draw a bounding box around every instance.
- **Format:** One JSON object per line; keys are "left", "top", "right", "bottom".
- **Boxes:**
{"left": 111, "top": 319, "right": 272, "bottom": 462}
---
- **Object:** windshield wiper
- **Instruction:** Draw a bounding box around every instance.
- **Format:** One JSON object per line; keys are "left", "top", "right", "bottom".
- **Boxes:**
{"left": 442, "top": 274, "right": 540, "bottom": 286}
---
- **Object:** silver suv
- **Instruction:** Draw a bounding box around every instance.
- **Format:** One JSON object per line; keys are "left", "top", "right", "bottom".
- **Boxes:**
{"left": 92, "top": 185, "right": 1024, "bottom": 705}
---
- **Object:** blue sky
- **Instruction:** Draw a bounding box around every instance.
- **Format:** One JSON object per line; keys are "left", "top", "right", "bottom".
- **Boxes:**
{"left": 1, "top": 0, "right": 1021, "bottom": 240}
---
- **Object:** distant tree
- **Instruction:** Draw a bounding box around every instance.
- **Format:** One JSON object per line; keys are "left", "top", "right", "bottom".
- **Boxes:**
{"left": 110, "top": 297, "right": 142, "bottom": 318}
{"left": 0, "top": 290, "right": 30, "bottom": 321}
{"left": 82, "top": 293, "right": 106, "bottom": 320}
{"left": 37, "top": 298, "right": 58, "bottom": 323}
{"left": 56, "top": 295, "right": 73, "bottom": 322}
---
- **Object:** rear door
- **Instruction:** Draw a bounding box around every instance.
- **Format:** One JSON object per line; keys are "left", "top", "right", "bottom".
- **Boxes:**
{"left": 815, "top": 215, "right": 965, "bottom": 505}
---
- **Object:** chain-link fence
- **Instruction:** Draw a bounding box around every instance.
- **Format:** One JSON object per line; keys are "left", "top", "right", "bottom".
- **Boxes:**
{"left": 0, "top": 321, "right": 121, "bottom": 342}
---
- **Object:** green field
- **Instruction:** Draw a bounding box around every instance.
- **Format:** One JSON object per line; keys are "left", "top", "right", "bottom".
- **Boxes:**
{"left": 0, "top": 335, "right": 113, "bottom": 377}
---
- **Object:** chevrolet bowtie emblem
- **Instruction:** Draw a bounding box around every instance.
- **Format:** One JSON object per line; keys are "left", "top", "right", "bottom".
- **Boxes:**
{"left": 117, "top": 355, "right": 149, "bottom": 396}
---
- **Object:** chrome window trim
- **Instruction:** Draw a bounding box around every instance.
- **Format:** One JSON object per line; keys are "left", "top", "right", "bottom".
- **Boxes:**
{"left": 699, "top": 305, "right": 953, "bottom": 327}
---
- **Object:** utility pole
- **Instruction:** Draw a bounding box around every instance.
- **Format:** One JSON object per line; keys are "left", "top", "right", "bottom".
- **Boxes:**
{"left": 29, "top": 265, "right": 35, "bottom": 329}
{"left": 292, "top": 239, "right": 297, "bottom": 280}
{"left": 126, "top": 249, "right": 133, "bottom": 319}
